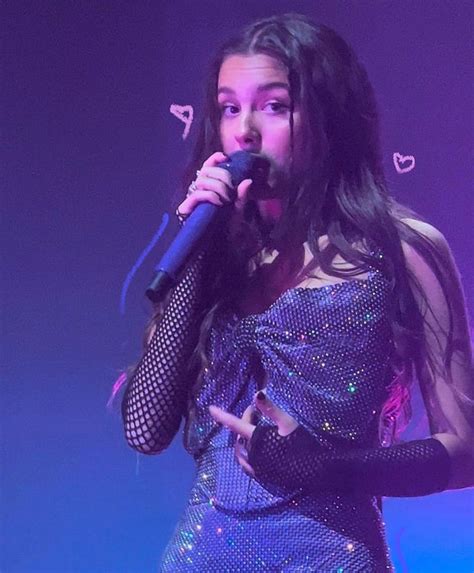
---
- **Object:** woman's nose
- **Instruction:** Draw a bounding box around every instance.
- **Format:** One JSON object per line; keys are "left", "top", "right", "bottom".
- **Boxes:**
{"left": 234, "top": 113, "right": 261, "bottom": 152}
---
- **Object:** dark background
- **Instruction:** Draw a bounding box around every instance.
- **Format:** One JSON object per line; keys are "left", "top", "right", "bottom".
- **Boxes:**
{"left": 2, "top": 1, "right": 473, "bottom": 571}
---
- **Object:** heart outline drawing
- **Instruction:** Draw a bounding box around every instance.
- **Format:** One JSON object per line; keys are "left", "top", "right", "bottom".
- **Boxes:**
{"left": 169, "top": 104, "right": 194, "bottom": 140}
{"left": 393, "top": 152, "right": 415, "bottom": 174}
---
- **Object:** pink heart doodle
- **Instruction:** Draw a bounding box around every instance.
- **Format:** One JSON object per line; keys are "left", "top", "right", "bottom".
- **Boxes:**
{"left": 393, "top": 152, "right": 415, "bottom": 174}
{"left": 169, "top": 104, "right": 194, "bottom": 140}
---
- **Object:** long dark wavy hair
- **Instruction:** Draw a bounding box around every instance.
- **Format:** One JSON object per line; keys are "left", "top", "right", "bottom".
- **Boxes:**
{"left": 141, "top": 14, "right": 457, "bottom": 444}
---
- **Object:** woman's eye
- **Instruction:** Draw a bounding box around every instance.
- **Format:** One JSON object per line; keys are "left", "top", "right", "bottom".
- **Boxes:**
{"left": 220, "top": 104, "right": 239, "bottom": 116}
{"left": 263, "top": 102, "right": 289, "bottom": 114}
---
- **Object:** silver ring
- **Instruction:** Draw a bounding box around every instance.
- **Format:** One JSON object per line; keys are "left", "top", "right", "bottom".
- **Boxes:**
{"left": 187, "top": 180, "right": 198, "bottom": 197}
{"left": 196, "top": 169, "right": 201, "bottom": 177}
{"left": 175, "top": 208, "right": 189, "bottom": 223}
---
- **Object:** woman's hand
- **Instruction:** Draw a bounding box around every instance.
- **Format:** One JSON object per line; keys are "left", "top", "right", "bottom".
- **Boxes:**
{"left": 208, "top": 390, "right": 299, "bottom": 477}
{"left": 176, "top": 151, "right": 253, "bottom": 221}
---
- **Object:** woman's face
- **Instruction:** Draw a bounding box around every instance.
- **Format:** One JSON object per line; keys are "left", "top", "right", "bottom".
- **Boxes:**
{"left": 217, "top": 53, "right": 306, "bottom": 196}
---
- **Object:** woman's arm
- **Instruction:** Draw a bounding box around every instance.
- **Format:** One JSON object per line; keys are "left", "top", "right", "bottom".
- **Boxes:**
{"left": 121, "top": 253, "right": 206, "bottom": 455}
{"left": 401, "top": 219, "right": 474, "bottom": 490}
{"left": 121, "top": 152, "right": 253, "bottom": 455}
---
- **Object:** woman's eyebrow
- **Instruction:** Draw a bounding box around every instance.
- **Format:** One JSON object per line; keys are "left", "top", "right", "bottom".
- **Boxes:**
{"left": 217, "top": 82, "right": 290, "bottom": 96}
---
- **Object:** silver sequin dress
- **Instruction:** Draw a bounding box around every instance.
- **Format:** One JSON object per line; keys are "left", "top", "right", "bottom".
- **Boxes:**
{"left": 159, "top": 265, "right": 396, "bottom": 572}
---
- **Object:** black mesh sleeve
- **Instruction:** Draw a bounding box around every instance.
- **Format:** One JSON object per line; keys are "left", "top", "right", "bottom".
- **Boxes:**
{"left": 121, "top": 253, "right": 206, "bottom": 455}
{"left": 247, "top": 423, "right": 451, "bottom": 497}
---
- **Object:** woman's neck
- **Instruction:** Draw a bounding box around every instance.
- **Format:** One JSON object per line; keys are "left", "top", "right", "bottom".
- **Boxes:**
{"left": 256, "top": 197, "right": 284, "bottom": 225}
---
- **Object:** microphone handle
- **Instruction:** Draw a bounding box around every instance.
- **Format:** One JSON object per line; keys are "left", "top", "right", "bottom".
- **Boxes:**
{"left": 145, "top": 150, "right": 269, "bottom": 303}
{"left": 145, "top": 202, "right": 219, "bottom": 302}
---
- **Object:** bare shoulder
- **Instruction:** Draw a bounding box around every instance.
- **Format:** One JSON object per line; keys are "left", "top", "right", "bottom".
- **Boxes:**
{"left": 400, "top": 217, "right": 442, "bottom": 237}
{"left": 399, "top": 216, "right": 471, "bottom": 371}
{"left": 400, "top": 217, "right": 450, "bottom": 256}
{"left": 398, "top": 218, "right": 456, "bottom": 290}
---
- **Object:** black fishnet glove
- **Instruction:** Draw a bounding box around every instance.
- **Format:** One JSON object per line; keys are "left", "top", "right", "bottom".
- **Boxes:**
{"left": 247, "top": 423, "right": 451, "bottom": 497}
{"left": 121, "top": 253, "right": 206, "bottom": 454}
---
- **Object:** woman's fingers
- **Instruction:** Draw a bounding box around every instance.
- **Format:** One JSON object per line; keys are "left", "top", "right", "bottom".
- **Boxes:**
{"left": 253, "top": 391, "right": 299, "bottom": 437}
{"left": 241, "top": 404, "right": 256, "bottom": 424}
{"left": 234, "top": 404, "right": 258, "bottom": 475}
{"left": 236, "top": 452, "right": 256, "bottom": 477}
{"left": 201, "top": 151, "right": 228, "bottom": 169}
{"left": 208, "top": 405, "right": 255, "bottom": 440}
{"left": 197, "top": 165, "right": 233, "bottom": 190}
{"left": 177, "top": 152, "right": 239, "bottom": 218}
{"left": 176, "top": 151, "right": 256, "bottom": 226}
{"left": 234, "top": 178, "right": 253, "bottom": 213}
{"left": 194, "top": 174, "right": 234, "bottom": 200}
{"left": 209, "top": 403, "right": 257, "bottom": 475}
{"left": 181, "top": 189, "right": 225, "bottom": 210}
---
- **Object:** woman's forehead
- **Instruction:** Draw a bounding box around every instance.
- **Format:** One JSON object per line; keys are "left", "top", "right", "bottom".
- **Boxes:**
{"left": 217, "top": 53, "right": 289, "bottom": 89}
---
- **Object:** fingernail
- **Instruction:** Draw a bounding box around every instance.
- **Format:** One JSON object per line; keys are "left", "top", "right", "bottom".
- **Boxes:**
{"left": 256, "top": 391, "right": 266, "bottom": 401}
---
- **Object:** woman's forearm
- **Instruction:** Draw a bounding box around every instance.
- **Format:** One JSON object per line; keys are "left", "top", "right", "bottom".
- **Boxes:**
{"left": 121, "top": 253, "right": 206, "bottom": 455}
{"left": 248, "top": 424, "right": 461, "bottom": 497}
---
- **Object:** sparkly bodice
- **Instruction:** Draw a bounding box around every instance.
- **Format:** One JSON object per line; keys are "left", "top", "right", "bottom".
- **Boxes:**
{"left": 160, "top": 265, "right": 396, "bottom": 571}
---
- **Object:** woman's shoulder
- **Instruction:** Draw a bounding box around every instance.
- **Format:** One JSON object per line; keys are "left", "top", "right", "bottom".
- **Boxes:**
{"left": 397, "top": 217, "right": 461, "bottom": 318}
{"left": 400, "top": 217, "right": 447, "bottom": 246}
{"left": 398, "top": 217, "right": 452, "bottom": 268}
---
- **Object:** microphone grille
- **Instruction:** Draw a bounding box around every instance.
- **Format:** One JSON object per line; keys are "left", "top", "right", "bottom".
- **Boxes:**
{"left": 220, "top": 151, "right": 270, "bottom": 188}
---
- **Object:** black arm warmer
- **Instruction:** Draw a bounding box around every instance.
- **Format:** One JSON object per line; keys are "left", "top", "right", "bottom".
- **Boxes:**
{"left": 247, "top": 424, "right": 451, "bottom": 497}
{"left": 121, "top": 253, "right": 206, "bottom": 454}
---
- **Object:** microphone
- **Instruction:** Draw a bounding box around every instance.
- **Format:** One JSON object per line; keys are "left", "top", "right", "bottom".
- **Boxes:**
{"left": 145, "top": 151, "right": 270, "bottom": 302}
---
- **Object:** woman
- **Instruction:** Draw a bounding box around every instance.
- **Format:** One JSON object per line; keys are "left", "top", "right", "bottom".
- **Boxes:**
{"left": 121, "top": 14, "right": 473, "bottom": 572}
